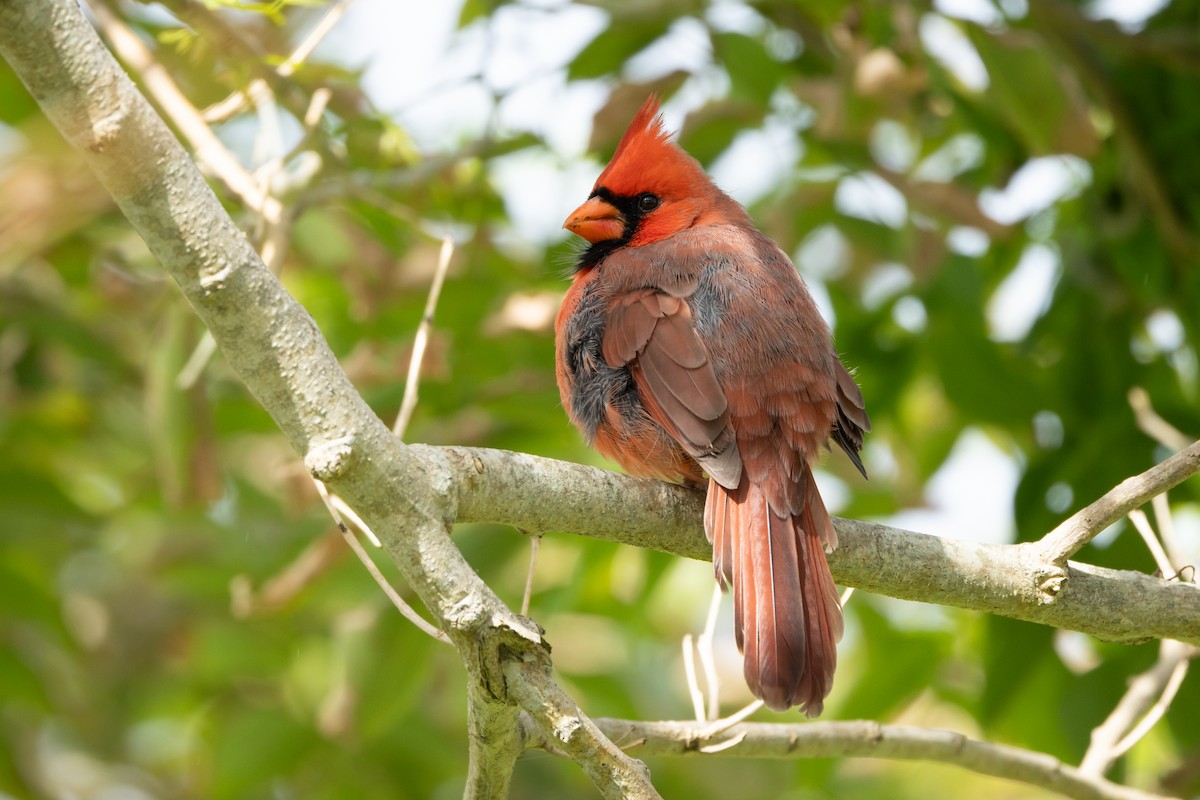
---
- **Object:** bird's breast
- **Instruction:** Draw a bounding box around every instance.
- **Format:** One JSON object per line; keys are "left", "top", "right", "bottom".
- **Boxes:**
{"left": 557, "top": 272, "right": 631, "bottom": 444}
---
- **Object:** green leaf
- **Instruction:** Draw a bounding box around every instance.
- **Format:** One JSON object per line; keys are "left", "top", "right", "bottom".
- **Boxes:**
{"left": 568, "top": 17, "right": 673, "bottom": 80}
{"left": 837, "top": 598, "right": 952, "bottom": 720}
{"left": 678, "top": 100, "right": 766, "bottom": 165}
{"left": 966, "top": 25, "right": 1098, "bottom": 157}
{"left": 712, "top": 32, "right": 781, "bottom": 105}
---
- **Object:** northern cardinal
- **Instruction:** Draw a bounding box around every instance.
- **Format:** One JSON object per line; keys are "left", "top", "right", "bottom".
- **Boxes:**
{"left": 555, "top": 97, "right": 869, "bottom": 715}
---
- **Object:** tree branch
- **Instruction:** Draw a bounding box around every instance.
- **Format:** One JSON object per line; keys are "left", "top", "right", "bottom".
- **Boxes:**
{"left": 0, "top": 3, "right": 655, "bottom": 798}
{"left": 1030, "top": 0, "right": 1196, "bottom": 261}
{"left": 1129, "top": 387, "right": 1195, "bottom": 452}
{"left": 429, "top": 445, "right": 1200, "bottom": 647}
{"left": 465, "top": 682, "right": 523, "bottom": 800}
{"left": 1081, "top": 640, "right": 1197, "bottom": 777}
{"left": 154, "top": 0, "right": 333, "bottom": 126}
{"left": 88, "top": 0, "right": 281, "bottom": 223}
{"left": 534, "top": 719, "right": 1177, "bottom": 800}
{"left": 503, "top": 658, "right": 661, "bottom": 800}
{"left": 4, "top": 4, "right": 1196, "bottom": 799}
{"left": 1037, "top": 440, "right": 1200, "bottom": 566}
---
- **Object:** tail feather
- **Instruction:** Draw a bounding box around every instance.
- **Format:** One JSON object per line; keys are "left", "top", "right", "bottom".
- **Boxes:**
{"left": 705, "top": 482, "right": 733, "bottom": 590}
{"left": 735, "top": 498, "right": 755, "bottom": 675}
{"left": 704, "top": 474, "right": 843, "bottom": 715}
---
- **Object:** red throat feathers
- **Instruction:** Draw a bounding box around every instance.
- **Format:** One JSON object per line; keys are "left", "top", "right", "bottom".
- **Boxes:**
{"left": 555, "top": 97, "right": 869, "bottom": 715}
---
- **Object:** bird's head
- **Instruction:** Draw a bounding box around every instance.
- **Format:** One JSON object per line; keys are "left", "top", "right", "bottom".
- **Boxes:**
{"left": 564, "top": 97, "right": 735, "bottom": 248}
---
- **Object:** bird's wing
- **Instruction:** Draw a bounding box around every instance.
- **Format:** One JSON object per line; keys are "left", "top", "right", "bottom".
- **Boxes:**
{"left": 602, "top": 287, "right": 742, "bottom": 490}
{"left": 831, "top": 360, "right": 870, "bottom": 478}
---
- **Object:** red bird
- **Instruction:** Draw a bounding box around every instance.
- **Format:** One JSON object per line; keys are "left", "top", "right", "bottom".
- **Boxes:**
{"left": 555, "top": 97, "right": 869, "bottom": 715}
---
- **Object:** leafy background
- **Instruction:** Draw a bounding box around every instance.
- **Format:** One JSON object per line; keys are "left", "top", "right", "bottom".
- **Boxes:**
{"left": 1, "top": 0, "right": 1198, "bottom": 798}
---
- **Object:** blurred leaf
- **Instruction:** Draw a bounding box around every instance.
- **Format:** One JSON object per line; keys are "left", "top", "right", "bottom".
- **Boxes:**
{"left": 712, "top": 32, "right": 781, "bottom": 105}
{"left": 212, "top": 709, "right": 317, "bottom": 796}
{"left": 967, "top": 27, "right": 1099, "bottom": 157}
{"left": 3, "top": 0, "right": 1200, "bottom": 796}
{"left": 679, "top": 99, "right": 765, "bottom": 165}
{"left": 838, "top": 599, "right": 953, "bottom": 720}
{"left": 568, "top": 16, "right": 673, "bottom": 80}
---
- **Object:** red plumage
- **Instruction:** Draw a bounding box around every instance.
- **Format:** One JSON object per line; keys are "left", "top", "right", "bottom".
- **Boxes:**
{"left": 555, "top": 97, "right": 869, "bottom": 715}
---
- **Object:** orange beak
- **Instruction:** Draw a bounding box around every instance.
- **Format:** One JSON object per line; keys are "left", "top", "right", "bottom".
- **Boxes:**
{"left": 563, "top": 196, "right": 624, "bottom": 244}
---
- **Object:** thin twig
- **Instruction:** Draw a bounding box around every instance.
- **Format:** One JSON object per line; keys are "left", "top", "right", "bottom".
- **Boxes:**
{"left": 1135, "top": 384, "right": 1192, "bottom": 575}
{"left": 313, "top": 478, "right": 348, "bottom": 531}
{"left": 520, "top": 534, "right": 539, "bottom": 617}
{"left": 1151, "top": 493, "right": 1187, "bottom": 573}
{"left": 279, "top": 87, "right": 333, "bottom": 166}
{"left": 1080, "top": 502, "right": 1197, "bottom": 776}
{"left": 1129, "top": 387, "right": 1194, "bottom": 452}
{"left": 313, "top": 479, "right": 449, "bottom": 643}
{"left": 1081, "top": 639, "right": 1196, "bottom": 776}
{"left": 697, "top": 584, "right": 722, "bottom": 721}
{"left": 338, "top": 523, "right": 450, "bottom": 643}
{"left": 697, "top": 700, "right": 764, "bottom": 740}
{"left": 202, "top": 0, "right": 353, "bottom": 124}
{"left": 682, "top": 634, "right": 705, "bottom": 721}
{"left": 176, "top": 333, "right": 218, "bottom": 389}
{"left": 698, "top": 730, "right": 747, "bottom": 753}
{"left": 1037, "top": 439, "right": 1200, "bottom": 565}
{"left": 1129, "top": 509, "right": 1174, "bottom": 577}
{"left": 328, "top": 492, "right": 381, "bottom": 547}
{"left": 1111, "top": 656, "right": 1190, "bottom": 757}
{"left": 278, "top": 0, "right": 353, "bottom": 76}
{"left": 89, "top": 0, "right": 281, "bottom": 221}
{"left": 394, "top": 237, "right": 455, "bottom": 438}
{"left": 581, "top": 719, "right": 1175, "bottom": 800}
{"left": 255, "top": 86, "right": 332, "bottom": 189}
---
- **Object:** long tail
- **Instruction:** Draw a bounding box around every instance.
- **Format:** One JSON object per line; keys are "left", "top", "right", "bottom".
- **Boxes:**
{"left": 704, "top": 474, "right": 843, "bottom": 715}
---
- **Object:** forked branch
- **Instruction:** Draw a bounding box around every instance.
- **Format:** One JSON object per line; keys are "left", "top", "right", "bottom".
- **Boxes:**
{"left": 2, "top": 4, "right": 1195, "bottom": 800}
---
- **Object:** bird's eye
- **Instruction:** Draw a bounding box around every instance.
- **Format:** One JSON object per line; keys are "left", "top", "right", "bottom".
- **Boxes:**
{"left": 637, "top": 193, "right": 661, "bottom": 212}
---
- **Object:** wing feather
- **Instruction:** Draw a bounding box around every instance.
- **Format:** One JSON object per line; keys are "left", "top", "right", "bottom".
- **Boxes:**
{"left": 832, "top": 360, "right": 870, "bottom": 479}
{"left": 602, "top": 288, "right": 742, "bottom": 489}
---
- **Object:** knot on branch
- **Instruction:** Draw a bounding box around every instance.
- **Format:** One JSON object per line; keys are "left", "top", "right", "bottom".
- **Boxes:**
{"left": 486, "top": 613, "right": 547, "bottom": 694}
{"left": 305, "top": 435, "right": 356, "bottom": 482}
{"left": 87, "top": 99, "right": 127, "bottom": 153}
{"left": 197, "top": 258, "right": 236, "bottom": 295}
{"left": 445, "top": 592, "right": 547, "bottom": 701}
{"left": 1035, "top": 564, "right": 1070, "bottom": 606}
{"left": 1013, "top": 542, "right": 1071, "bottom": 606}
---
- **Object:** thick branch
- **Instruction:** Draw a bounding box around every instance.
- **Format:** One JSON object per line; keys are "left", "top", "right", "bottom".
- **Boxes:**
{"left": 0, "top": 3, "right": 654, "bottom": 798}
{"left": 543, "top": 720, "right": 1176, "bottom": 800}
{"left": 503, "top": 660, "right": 660, "bottom": 800}
{"left": 5, "top": 5, "right": 1196, "bottom": 800}
{"left": 431, "top": 446, "right": 1200, "bottom": 647}
{"left": 464, "top": 683, "right": 522, "bottom": 800}
{"left": 88, "top": 0, "right": 280, "bottom": 222}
